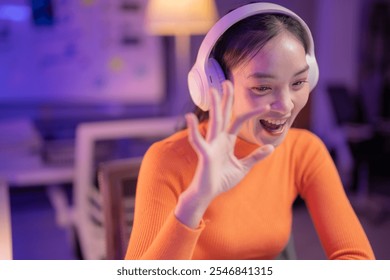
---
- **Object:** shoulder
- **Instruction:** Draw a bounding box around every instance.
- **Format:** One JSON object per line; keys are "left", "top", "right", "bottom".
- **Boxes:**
{"left": 143, "top": 127, "right": 197, "bottom": 166}
{"left": 138, "top": 126, "right": 199, "bottom": 193}
{"left": 282, "top": 128, "right": 329, "bottom": 157}
{"left": 283, "top": 128, "right": 331, "bottom": 169}
{"left": 285, "top": 129, "right": 337, "bottom": 188}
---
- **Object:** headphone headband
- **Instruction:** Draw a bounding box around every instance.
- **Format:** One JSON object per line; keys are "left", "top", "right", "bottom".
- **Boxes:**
{"left": 188, "top": 2, "right": 319, "bottom": 111}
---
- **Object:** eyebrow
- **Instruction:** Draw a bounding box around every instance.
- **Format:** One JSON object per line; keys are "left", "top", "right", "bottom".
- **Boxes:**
{"left": 247, "top": 65, "right": 310, "bottom": 79}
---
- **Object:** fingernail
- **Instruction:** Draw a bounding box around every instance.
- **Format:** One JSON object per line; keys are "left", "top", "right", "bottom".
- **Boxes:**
{"left": 262, "top": 144, "right": 274, "bottom": 153}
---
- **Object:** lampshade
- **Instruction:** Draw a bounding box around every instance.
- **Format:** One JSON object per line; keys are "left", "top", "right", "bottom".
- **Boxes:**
{"left": 145, "top": 0, "right": 218, "bottom": 35}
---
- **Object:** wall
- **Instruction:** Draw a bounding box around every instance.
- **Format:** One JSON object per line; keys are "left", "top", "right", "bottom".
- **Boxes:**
{"left": 0, "top": 0, "right": 168, "bottom": 139}
{"left": 0, "top": 0, "right": 165, "bottom": 106}
{"left": 311, "top": 0, "right": 363, "bottom": 142}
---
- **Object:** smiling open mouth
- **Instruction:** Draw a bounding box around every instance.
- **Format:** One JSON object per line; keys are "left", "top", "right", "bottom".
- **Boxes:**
{"left": 259, "top": 119, "right": 287, "bottom": 134}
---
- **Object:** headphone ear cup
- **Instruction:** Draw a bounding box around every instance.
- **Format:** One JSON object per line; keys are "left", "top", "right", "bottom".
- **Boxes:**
{"left": 306, "top": 54, "right": 319, "bottom": 91}
{"left": 207, "top": 58, "right": 226, "bottom": 95}
{"left": 188, "top": 67, "right": 205, "bottom": 110}
{"left": 188, "top": 58, "right": 227, "bottom": 111}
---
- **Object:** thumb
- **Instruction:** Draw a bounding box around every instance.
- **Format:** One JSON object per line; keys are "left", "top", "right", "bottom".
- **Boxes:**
{"left": 241, "top": 144, "right": 274, "bottom": 169}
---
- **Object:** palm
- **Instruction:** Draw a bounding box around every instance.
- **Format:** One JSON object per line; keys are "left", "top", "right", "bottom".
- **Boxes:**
{"left": 186, "top": 81, "right": 274, "bottom": 198}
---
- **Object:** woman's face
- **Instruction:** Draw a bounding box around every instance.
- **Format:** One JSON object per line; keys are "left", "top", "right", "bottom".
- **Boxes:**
{"left": 230, "top": 31, "right": 310, "bottom": 147}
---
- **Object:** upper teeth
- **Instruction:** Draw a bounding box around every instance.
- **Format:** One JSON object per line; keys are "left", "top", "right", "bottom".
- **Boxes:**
{"left": 264, "top": 119, "right": 286, "bottom": 125}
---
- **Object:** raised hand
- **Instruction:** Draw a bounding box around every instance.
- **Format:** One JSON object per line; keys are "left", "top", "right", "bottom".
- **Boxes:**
{"left": 175, "top": 80, "right": 274, "bottom": 228}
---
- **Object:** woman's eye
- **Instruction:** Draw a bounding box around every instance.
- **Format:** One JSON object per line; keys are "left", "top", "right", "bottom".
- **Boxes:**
{"left": 251, "top": 86, "right": 271, "bottom": 95}
{"left": 292, "top": 80, "right": 307, "bottom": 89}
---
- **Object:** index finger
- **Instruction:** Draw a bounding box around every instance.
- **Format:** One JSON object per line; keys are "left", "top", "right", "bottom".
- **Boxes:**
{"left": 228, "top": 105, "right": 271, "bottom": 135}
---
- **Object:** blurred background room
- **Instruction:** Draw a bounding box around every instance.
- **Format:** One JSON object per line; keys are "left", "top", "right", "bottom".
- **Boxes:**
{"left": 0, "top": 0, "right": 389, "bottom": 260}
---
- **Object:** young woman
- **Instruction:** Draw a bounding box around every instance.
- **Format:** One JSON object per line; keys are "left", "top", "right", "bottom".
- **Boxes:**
{"left": 125, "top": 3, "right": 375, "bottom": 260}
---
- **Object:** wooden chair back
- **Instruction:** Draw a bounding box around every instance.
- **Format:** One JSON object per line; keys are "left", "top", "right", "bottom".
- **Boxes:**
{"left": 98, "top": 157, "right": 142, "bottom": 260}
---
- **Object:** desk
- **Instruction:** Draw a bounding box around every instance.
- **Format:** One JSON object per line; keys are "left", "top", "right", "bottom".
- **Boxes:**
{"left": 0, "top": 155, "right": 74, "bottom": 228}
{"left": 2, "top": 164, "right": 74, "bottom": 187}
{"left": 0, "top": 179, "right": 12, "bottom": 259}
{"left": 0, "top": 118, "right": 75, "bottom": 257}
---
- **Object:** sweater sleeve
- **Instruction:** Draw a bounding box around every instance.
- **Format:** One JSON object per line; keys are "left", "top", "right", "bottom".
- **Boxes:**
{"left": 296, "top": 131, "right": 375, "bottom": 259}
{"left": 125, "top": 139, "right": 205, "bottom": 260}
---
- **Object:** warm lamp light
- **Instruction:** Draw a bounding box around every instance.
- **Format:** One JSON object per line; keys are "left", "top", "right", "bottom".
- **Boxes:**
{"left": 145, "top": 0, "right": 218, "bottom": 36}
{"left": 145, "top": 0, "right": 218, "bottom": 114}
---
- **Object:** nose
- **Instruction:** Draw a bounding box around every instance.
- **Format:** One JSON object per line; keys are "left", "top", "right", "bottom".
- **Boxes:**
{"left": 270, "top": 90, "right": 294, "bottom": 114}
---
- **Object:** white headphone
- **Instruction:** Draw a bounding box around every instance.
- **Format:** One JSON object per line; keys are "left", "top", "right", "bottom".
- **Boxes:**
{"left": 188, "top": 2, "right": 319, "bottom": 111}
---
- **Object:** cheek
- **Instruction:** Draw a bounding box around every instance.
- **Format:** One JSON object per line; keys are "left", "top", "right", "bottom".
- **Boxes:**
{"left": 231, "top": 88, "right": 266, "bottom": 116}
{"left": 231, "top": 88, "right": 249, "bottom": 117}
{"left": 294, "top": 92, "right": 310, "bottom": 113}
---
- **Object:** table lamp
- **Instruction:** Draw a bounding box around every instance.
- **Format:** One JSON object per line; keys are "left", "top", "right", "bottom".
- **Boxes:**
{"left": 145, "top": 0, "right": 218, "bottom": 113}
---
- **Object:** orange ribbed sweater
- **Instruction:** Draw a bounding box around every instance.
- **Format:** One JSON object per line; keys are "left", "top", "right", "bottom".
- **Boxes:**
{"left": 125, "top": 122, "right": 375, "bottom": 260}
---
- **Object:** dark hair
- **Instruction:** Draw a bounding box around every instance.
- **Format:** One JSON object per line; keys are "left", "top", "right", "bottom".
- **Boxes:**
{"left": 194, "top": 13, "right": 310, "bottom": 121}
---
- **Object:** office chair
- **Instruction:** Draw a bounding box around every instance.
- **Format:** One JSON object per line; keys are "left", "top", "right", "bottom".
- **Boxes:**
{"left": 327, "top": 84, "right": 390, "bottom": 223}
